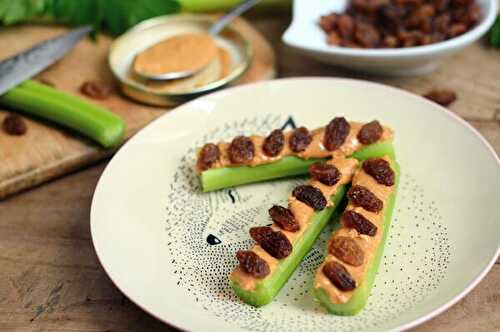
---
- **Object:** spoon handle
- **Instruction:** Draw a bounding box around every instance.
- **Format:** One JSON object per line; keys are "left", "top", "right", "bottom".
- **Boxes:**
{"left": 208, "top": 0, "right": 262, "bottom": 35}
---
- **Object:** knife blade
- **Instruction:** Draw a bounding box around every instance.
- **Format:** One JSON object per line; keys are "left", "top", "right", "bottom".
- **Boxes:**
{"left": 0, "top": 25, "right": 92, "bottom": 96}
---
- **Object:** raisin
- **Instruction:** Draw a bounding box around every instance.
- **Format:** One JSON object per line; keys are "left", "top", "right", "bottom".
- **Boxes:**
{"left": 357, "top": 120, "right": 383, "bottom": 144}
{"left": 322, "top": 261, "right": 356, "bottom": 291}
{"left": 423, "top": 89, "right": 457, "bottom": 106}
{"left": 292, "top": 185, "right": 327, "bottom": 211}
{"left": 324, "top": 117, "right": 350, "bottom": 151}
{"left": 342, "top": 210, "right": 378, "bottom": 236}
{"left": 347, "top": 185, "right": 383, "bottom": 213}
{"left": 447, "top": 23, "right": 467, "bottom": 37}
{"left": 269, "top": 205, "right": 299, "bottom": 232}
{"left": 289, "top": 127, "right": 312, "bottom": 153}
{"left": 80, "top": 81, "right": 111, "bottom": 99}
{"left": 319, "top": 14, "right": 338, "bottom": 32}
{"left": 362, "top": 158, "right": 395, "bottom": 186}
{"left": 197, "top": 143, "right": 220, "bottom": 171}
{"left": 432, "top": 13, "right": 451, "bottom": 34}
{"left": 228, "top": 136, "right": 255, "bottom": 164}
{"left": 2, "top": 114, "right": 27, "bottom": 136}
{"left": 309, "top": 162, "right": 341, "bottom": 186}
{"left": 249, "top": 226, "right": 292, "bottom": 259}
{"left": 382, "top": 35, "right": 399, "bottom": 47}
{"left": 354, "top": 22, "right": 380, "bottom": 48}
{"left": 236, "top": 250, "right": 270, "bottom": 278}
{"left": 337, "top": 15, "right": 355, "bottom": 39}
{"left": 329, "top": 236, "right": 365, "bottom": 266}
{"left": 328, "top": 31, "right": 342, "bottom": 45}
{"left": 263, "top": 129, "right": 285, "bottom": 157}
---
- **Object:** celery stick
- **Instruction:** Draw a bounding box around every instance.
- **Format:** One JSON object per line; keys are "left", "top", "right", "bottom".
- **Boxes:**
{"left": 0, "top": 80, "right": 125, "bottom": 148}
{"left": 200, "top": 141, "right": 394, "bottom": 192}
{"left": 314, "top": 161, "right": 400, "bottom": 315}
{"left": 230, "top": 185, "right": 347, "bottom": 307}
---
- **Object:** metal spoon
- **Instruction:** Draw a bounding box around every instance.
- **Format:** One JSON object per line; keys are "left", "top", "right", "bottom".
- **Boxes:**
{"left": 134, "top": 0, "right": 261, "bottom": 81}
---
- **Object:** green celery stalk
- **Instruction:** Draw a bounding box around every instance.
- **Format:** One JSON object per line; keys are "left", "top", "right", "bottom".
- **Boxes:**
{"left": 314, "top": 160, "right": 400, "bottom": 315}
{"left": 179, "top": 0, "right": 291, "bottom": 12}
{"left": 200, "top": 141, "right": 395, "bottom": 192}
{"left": 230, "top": 185, "right": 348, "bottom": 307}
{"left": 0, "top": 80, "right": 125, "bottom": 148}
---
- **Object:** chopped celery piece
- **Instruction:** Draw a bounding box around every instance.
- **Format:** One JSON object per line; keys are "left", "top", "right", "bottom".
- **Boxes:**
{"left": 0, "top": 80, "right": 125, "bottom": 148}
{"left": 201, "top": 141, "right": 394, "bottom": 192}
{"left": 230, "top": 185, "right": 347, "bottom": 307}
{"left": 314, "top": 160, "right": 400, "bottom": 315}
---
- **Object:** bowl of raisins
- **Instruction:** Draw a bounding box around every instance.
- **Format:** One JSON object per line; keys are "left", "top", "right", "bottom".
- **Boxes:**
{"left": 282, "top": 0, "right": 496, "bottom": 76}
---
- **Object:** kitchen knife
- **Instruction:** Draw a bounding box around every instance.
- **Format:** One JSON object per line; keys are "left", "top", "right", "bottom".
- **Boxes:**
{"left": 0, "top": 25, "right": 92, "bottom": 95}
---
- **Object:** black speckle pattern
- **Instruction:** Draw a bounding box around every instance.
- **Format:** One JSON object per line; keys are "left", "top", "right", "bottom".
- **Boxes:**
{"left": 163, "top": 116, "right": 451, "bottom": 331}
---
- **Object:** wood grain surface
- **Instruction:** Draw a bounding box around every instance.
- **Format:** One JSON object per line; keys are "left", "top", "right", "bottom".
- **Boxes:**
{"left": 0, "top": 13, "right": 499, "bottom": 332}
{"left": 0, "top": 15, "right": 276, "bottom": 200}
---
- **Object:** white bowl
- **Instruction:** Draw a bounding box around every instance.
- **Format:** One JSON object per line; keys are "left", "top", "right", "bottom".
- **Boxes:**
{"left": 282, "top": 0, "right": 497, "bottom": 76}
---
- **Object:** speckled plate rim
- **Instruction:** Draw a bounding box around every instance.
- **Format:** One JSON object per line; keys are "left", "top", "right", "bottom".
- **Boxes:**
{"left": 90, "top": 77, "right": 500, "bottom": 332}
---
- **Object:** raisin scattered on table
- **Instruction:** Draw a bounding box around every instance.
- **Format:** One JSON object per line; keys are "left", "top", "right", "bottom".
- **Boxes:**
{"left": 80, "top": 81, "right": 111, "bottom": 99}
{"left": 324, "top": 117, "right": 350, "bottom": 151}
{"left": 362, "top": 158, "right": 395, "bottom": 186}
{"left": 292, "top": 185, "right": 327, "bottom": 211}
{"left": 309, "top": 162, "right": 341, "bottom": 186}
{"left": 329, "top": 236, "right": 365, "bottom": 266}
{"left": 322, "top": 261, "right": 356, "bottom": 291}
{"left": 357, "top": 120, "right": 383, "bottom": 144}
{"left": 289, "top": 127, "right": 312, "bottom": 152}
{"left": 263, "top": 129, "right": 285, "bottom": 157}
{"left": 236, "top": 250, "right": 270, "bottom": 278}
{"left": 197, "top": 143, "right": 220, "bottom": 171}
{"left": 342, "top": 210, "right": 378, "bottom": 236}
{"left": 347, "top": 185, "right": 383, "bottom": 212}
{"left": 423, "top": 89, "right": 457, "bottom": 107}
{"left": 228, "top": 136, "right": 255, "bottom": 164}
{"left": 249, "top": 226, "right": 292, "bottom": 259}
{"left": 269, "top": 205, "right": 299, "bottom": 232}
{"left": 2, "top": 114, "right": 27, "bottom": 136}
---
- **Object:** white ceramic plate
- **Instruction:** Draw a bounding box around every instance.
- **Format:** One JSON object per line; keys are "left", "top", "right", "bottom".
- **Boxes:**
{"left": 91, "top": 78, "right": 500, "bottom": 332}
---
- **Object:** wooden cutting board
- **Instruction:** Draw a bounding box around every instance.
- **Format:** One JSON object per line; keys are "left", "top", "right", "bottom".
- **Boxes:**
{"left": 0, "top": 16, "right": 276, "bottom": 199}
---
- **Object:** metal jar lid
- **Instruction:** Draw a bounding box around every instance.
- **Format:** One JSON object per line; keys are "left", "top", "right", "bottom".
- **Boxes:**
{"left": 108, "top": 14, "right": 252, "bottom": 107}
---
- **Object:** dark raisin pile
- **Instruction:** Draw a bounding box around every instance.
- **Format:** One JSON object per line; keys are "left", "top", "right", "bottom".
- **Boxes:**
{"left": 309, "top": 162, "right": 341, "bottom": 186}
{"left": 228, "top": 136, "right": 255, "bottom": 164}
{"left": 347, "top": 185, "right": 383, "bottom": 212}
{"left": 292, "top": 185, "right": 327, "bottom": 210}
{"left": 197, "top": 143, "right": 220, "bottom": 171}
{"left": 324, "top": 117, "right": 350, "bottom": 151}
{"left": 236, "top": 250, "right": 270, "bottom": 278}
{"left": 249, "top": 226, "right": 293, "bottom": 259}
{"left": 362, "top": 158, "right": 395, "bottom": 186}
{"left": 263, "top": 129, "right": 285, "bottom": 157}
{"left": 357, "top": 120, "right": 383, "bottom": 144}
{"left": 342, "top": 210, "right": 378, "bottom": 236}
{"left": 329, "top": 236, "right": 365, "bottom": 266}
{"left": 319, "top": 0, "right": 481, "bottom": 48}
{"left": 289, "top": 127, "right": 312, "bottom": 152}
{"left": 269, "top": 205, "right": 300, "bottom": 232}
{"left": 423, "top": 89, "right": 457, "bottom": 106}
{"left": 322, "top": 261, "right": 356, "bottom": 291}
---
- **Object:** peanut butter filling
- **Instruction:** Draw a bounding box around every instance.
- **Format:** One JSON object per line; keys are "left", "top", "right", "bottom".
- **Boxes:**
{"left": 231, "top": 157, "right": 358, "bottom": 292}
{"left": 314, "top": 156, "right": 395, "bottom": 304}
{"left": 133, "top": 32, "right": 218, "bottom": 76}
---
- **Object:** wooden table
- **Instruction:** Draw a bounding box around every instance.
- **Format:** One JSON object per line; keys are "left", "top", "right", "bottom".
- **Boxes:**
{"left": 1, "top": 17, "right": 499, "bottom": 332}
